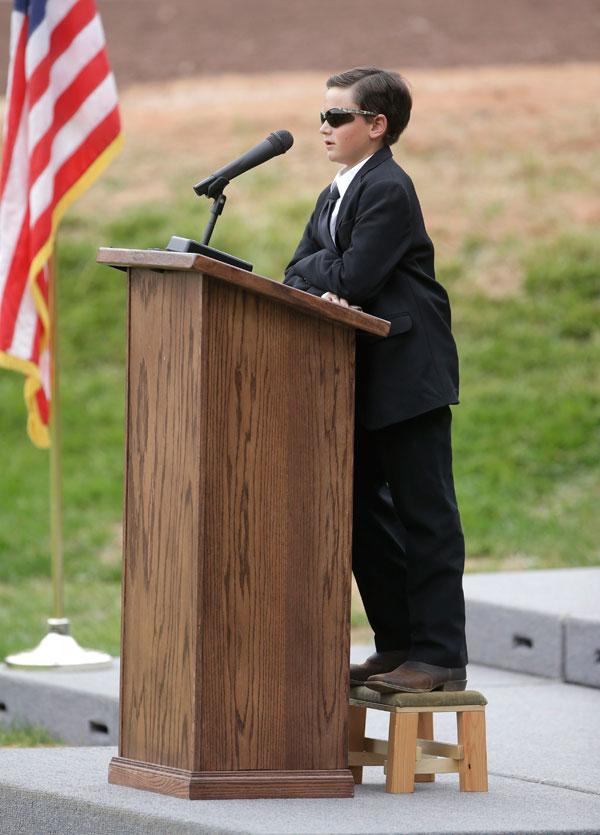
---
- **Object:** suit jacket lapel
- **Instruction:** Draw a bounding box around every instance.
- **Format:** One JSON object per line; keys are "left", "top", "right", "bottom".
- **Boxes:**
{"left": 334, "top": 146, "right": 392, "bottom": 237}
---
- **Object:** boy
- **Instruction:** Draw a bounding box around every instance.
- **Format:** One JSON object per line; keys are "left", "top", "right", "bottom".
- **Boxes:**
{"left": 284, "top": 67, "right": 468, "bottom": 693}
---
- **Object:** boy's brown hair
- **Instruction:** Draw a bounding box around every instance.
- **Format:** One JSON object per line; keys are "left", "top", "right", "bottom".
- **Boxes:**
{"left": 326, "top": 67, "right": 412, "bottom": 145}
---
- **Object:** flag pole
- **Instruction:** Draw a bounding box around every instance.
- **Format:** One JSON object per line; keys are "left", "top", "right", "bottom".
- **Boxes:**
{"left": 5, "top": 252, "right": 111, "bottom": 670}
{"left": 49, "top": 251, "right": 64, "bottom": 620}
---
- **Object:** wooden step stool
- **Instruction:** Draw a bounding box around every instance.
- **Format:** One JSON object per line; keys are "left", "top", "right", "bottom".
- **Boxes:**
{"left": 348, "top": 686, "right": 488, "bottom": 793}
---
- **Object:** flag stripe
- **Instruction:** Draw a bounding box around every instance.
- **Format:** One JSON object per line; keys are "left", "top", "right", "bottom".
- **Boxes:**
{"left": 0, "top": 15, "right": 27, "bottom": 198}
{"left": 29, "top": 48, "right": 110, "bottom": 186}
{"left": 30, "top": 73, "right": 118, "bottom": 226}
{"left": 28, "top": 0, "right": 95, "bottom": 107}
{"left": 0, "top": 109, "right": 29, "bottom": 299}
{"left": 30, "top": 106, "right": 121, "bottom": 251}
{"left": 0, "top": 210, "right": 30, "bottom": 348}
{"left": 18, "top": 0, "right": 49, "bottom": 36}
{"left": 10, "top": 267, "right": 39, "bottom": 358}
{"left": 0, "top": 0, "right": 122, "bottom": 448}
{"left": 28, "top": 16, "right": 107, "bottom": 155}
{"left": 5, "top": 107, "right": 120, "bottom": 356}
{"left": 6, "top": 107, "right": 121, "bottom": 356}
{"left": 25, "top": 0, "right": 80, "bottom": 80}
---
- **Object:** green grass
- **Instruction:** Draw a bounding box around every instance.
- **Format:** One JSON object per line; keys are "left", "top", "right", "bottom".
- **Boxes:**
{"left": 0, "top": 721, "right": 61, "bottom": 747}
{"left": 0, "top": 195, "right": 599, "bottom": 660}
{"left": 453, "top": 233, "right": 600, "bottom": 568}
{"left": 0, "top": 577, "right": 121, "bottom": 661}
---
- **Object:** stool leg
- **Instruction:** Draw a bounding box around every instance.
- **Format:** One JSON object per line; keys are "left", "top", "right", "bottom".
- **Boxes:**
{"left": 348, "top": 705, "right": 367, "bottom": 785}
{"left": 386, "top": 712, "right": 419, "bottom": 793}
{"left": 415, "top": 712, "right": 435, "bottom": 783}
{"left": 457, "top": 710, "right": 488, "bottom": 792}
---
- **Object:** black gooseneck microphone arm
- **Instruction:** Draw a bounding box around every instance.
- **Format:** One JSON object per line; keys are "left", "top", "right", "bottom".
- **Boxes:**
{"left": 166, "top": 130, "right": 294, "bottom": 270}
{"left": 197, "top": 129, "right": 294, "bottom": 247}
{"left": 201, "top": 192, "right": 227, "bottom": 246}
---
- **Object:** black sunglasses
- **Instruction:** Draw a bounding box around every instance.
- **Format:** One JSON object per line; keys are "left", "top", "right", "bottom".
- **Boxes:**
{"left": 320, "top": 107, "right": 377, "bottom": 128}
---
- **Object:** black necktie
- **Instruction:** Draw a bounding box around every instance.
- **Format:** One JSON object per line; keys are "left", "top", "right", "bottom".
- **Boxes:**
{"left": 317, "top": 182, "right": 340, "bottom": 246}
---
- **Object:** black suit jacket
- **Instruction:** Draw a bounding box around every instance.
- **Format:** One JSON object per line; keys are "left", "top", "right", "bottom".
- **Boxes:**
{"left": 284, "top": 146, "right": 459, "bottom": 430}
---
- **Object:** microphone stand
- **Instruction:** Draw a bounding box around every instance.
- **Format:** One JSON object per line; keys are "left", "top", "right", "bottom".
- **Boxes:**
{"left": 201, "top": 192, "right": 227, "bottom": 246}
{"left": 166, "top": 184, "right": 253, "bottom": 272}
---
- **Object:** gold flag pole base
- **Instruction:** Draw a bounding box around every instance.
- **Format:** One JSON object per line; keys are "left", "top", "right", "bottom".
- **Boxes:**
{"left": 4, "top": 618, "right": 112, "bottom": 670}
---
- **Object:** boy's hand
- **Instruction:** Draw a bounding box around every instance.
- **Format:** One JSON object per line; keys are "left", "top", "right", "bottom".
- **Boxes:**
{"left": 321, "top": 291, "right": 347, "bottom": 306}
{"left": 321, "top": 292, "right": 362, "bottom": 311}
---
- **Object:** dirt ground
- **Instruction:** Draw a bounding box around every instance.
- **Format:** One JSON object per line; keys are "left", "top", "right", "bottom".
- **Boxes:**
{"left": 70, "top": 62, "right": 599, "bottom": 297}
{"left": 0, "top": 1, "right": 598, "bottom": 296}
{"left": 1, "top": 0, "right": 600, "bottom": 91}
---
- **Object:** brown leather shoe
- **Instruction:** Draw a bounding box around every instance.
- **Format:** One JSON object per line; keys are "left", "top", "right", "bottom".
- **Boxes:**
{"left": 349, "top": 650, "right": 409, "bottom": 686}
{"left": 365, "top": 660, "right": 467, "bottom": 694}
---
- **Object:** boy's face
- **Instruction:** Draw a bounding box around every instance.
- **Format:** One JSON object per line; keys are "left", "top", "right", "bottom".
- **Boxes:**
{"left": 320, "top": 85, "right": 386, "bottom": 170}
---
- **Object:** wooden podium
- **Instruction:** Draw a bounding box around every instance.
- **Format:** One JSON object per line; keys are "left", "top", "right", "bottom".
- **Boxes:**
{"left": 97, "top": 248, "right": 389, "bottom": 800}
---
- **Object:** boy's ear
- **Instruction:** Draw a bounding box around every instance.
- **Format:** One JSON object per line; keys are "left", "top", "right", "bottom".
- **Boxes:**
{"left": 370, "top": 114, "right": 388, "bottom": 140}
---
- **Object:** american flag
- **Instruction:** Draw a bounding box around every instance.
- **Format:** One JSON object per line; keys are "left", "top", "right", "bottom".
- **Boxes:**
{"left": 0, "top": 0, "right": 122, "bottom": 447}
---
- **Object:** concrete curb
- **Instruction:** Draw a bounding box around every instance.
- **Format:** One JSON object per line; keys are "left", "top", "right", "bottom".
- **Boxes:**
{"left": 0, "top": 662, "right": 119, "bottom": 745}
{"left": 463, "top": 567, "right": 600, "bottom": 687}
{"left": 1, "top": 650, "right": 599, "bottom": 833}
{"left": 1, "top": 747, "right": 600, "bottom": 835}
{"left": 1, "top": 567, "right": 600, "bottom": 751}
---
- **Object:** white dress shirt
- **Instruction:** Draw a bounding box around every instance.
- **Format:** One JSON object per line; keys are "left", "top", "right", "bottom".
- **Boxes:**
{"left": 329, "top": 154, "right": 373, "bottom": 239}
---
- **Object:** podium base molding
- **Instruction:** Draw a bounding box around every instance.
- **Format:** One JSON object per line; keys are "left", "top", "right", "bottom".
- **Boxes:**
{"left": 109, "top": 757, "right": 355, "bottom": 800}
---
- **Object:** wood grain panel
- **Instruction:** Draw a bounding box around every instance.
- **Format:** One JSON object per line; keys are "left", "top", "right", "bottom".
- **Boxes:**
{"left": 109, "top": 757, "right": 354, "bottom": 799}
{"left": 457, "top": 711, "right": 489, "bottom": 791}
{"left": 97, "top": 247, "right": 390, "bottom": 337}
{"left": 197, "top": 277, "right": 355, "bottom": 773}
{"left": 415, "top": 712, "right": 435, "bottom": 783}
{"left": 115, "top": 261, "right": 356, "bottom": 796}
{"left": 348, "top": 705, "right": 367, "bottom": 784}
{"left": 120, "top": 268, "right": 203, "bottom": 769}
{"left": 386, "top": 712, "right": 419, "bottom": 793}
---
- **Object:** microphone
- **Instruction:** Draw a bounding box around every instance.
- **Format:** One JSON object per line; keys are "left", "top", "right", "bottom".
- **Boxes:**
{"left": 193, "top": 130, "right": 294, "bottom": 198}
{"left": 166, "top": 130, "right": 293, "bottom": 271}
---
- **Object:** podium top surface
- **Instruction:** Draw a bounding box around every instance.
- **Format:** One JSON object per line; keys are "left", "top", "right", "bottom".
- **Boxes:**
{"left": 97, "top": 247, "right": 390, "bottom": 337}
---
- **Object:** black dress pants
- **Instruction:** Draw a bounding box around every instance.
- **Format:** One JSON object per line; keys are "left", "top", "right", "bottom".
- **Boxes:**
{"left": 352, "top": 405, "right": 468, "bottom": 668}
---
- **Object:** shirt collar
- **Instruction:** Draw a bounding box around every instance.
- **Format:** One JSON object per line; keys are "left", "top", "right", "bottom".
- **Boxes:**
{"left": 332, "top": 154, "right": 373, "bottom": 200}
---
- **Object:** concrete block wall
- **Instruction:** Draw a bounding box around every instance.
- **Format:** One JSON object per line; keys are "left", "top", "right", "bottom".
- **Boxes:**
{"left": 464, "top": 568, "right": 600, "bottom": 687}
{"left": 564, "top": 617, "right": 600, "bottom": 688}
{"left": 0, "top": 667, "right": 119, "bottom": 745}
{"left": 465, "top": 600, "right": 563, "bottom": 679}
